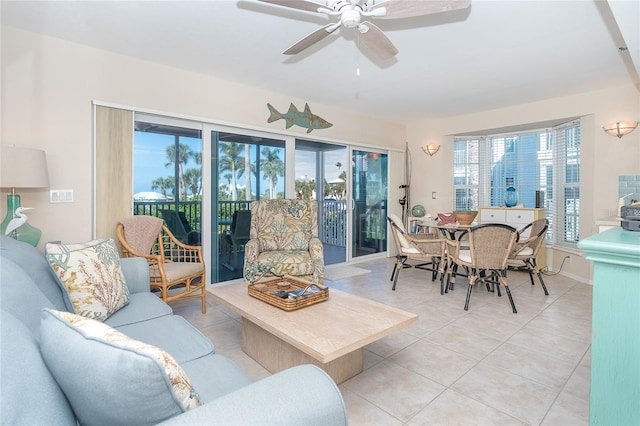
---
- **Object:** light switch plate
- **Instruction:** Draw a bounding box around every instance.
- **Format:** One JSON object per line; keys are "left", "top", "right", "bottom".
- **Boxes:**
{"left": 50, "top": 189, "right": 74, "bottom": 203}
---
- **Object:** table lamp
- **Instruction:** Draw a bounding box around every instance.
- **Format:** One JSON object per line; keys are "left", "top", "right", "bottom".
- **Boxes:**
{"left": 0, "top": 146, "right": 50, "bottom": 246}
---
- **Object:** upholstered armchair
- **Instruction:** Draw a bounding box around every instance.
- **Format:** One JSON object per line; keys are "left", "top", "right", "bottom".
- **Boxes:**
{"left": 243, "top": 199, "right": 324, "bottom": 283}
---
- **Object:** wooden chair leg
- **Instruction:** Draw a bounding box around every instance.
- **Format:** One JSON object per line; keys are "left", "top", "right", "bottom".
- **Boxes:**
{"left": 464, "top": 272, "right": 477, "bottom": 310}
{"left": 500, "top": 270, "right": 517, "bottom": 313}
{"left": 464, "top": 283, "right": 473, "bottom": 310}
{"left": 526, "top": 259, "right": 549, "bottom": 296}
{"left": 536, "top": 271, "right": 549, "bottom": 296}
{"left": 390, "top": 263, "right": 398, "bottom": 282}
{"left": 444, "top": 263, "right": 458, "bottom": 295}
{"left": 201, "top": 285, "right": 207, "bottom": 314}
{"left": 391, "top": 256, "right": 404, "bottom": 291}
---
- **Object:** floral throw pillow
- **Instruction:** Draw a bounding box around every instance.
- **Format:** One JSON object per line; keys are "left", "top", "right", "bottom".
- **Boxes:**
{"left": 45, "top": 238, "right": 130, "bottom": 321}
{"left": 40, "top": 309, "right": 201, "bottom": 425}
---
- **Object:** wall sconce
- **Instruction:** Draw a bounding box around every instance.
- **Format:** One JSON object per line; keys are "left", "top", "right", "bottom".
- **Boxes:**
{"left": 602, "top": 121, "right": 639, "bottom": 139}
{"left": 421, "top": 143, "right": 440, "bottom": 156}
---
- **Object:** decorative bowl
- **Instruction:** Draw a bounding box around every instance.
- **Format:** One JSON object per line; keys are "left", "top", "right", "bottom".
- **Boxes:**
{"left": 453, "top": 210, "right": 478, "bottom": 225}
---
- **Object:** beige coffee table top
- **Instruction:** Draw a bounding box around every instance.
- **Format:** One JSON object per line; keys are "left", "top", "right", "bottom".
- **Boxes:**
{"left": 209, "top": 283, "right": 418, "bottom": 364}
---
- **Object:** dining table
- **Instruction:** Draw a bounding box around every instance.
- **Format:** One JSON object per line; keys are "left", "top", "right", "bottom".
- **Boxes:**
{"left": 419, "top": 221, "right": 473, "bottom": 241}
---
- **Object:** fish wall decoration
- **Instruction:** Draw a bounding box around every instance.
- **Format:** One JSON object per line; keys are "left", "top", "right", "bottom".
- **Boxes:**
{"left": 267, "top": 103, "right": 333, "bottom": 133}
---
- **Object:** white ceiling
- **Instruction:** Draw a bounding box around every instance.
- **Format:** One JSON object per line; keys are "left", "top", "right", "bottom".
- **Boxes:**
{"left": 2, "top": 0, "right": 638, "bottom": 122}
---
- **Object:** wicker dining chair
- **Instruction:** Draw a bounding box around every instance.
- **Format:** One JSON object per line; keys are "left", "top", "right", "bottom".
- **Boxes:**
{"left": 117, "top": 215, "right": 207, "bottom": 313}
{"left": 387, "top": 214, "right": 446, "bottom": 292}
{"left": 509, "top": 218, "right": 549, "bottom": 295}
{"left": 445, "top": 223, "right": 519, "bottom": 313}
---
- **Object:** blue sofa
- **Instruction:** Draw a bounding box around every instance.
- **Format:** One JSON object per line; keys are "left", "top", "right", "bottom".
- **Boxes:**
{"left": 0, "top": 236, "right": 347, "bottom": 425}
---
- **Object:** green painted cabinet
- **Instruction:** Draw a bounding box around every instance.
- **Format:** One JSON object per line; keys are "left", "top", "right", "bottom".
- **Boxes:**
{"left": 578, "top": 227, "right": 640, "bottom": 425}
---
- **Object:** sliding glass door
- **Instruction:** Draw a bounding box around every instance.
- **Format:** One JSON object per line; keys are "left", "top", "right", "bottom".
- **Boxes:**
{"left": 210, "top": 131, "right": 286, "bottom": 283}
{"left": 295, "top": 140, "right": 348, "bottom": 265}
{"left": 131, "top": 112, "right": 392, "bottom": 283}
{"left": 352, "top": 149, "right": 388, "bottom": 258}
{"left": 132, "top": 118, "right": 203, "bottom": 244}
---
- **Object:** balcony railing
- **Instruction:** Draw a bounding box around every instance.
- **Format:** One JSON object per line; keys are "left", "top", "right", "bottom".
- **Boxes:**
{"left": 132, "top": 199, "right": 347, "bottom": 247}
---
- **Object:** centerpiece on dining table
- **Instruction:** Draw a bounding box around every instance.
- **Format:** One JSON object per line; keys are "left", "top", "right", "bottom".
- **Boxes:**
{"left": 452, "top": 210, "right": 478, "bottom": 226}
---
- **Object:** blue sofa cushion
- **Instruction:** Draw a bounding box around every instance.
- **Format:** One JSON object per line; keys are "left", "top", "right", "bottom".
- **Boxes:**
{"left": 180, "top": 354, "right": 253, "bottom": 402}
{"left": 40, "top": 309, "right": 202, "bottom": 425}
{"left": 1, "top": 311, "right": 76, "bottom": 425}
{"left": 104, "top": 292, "right": 173, "bottom": 327}
{"left": 45, "top": 239, "right": 130, "bottom": 321}
{"left": 0, "top": 257, "right": 55, "bottom": 337}
{"left": 115, "top": 314, "right": 214, "bottom": 364}
{"left": 0, "top": 235, "right": 67, "bottom": 310}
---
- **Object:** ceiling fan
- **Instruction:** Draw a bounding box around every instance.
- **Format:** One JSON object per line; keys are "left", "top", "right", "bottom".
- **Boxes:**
{"left": 258, "top": 0, "right": 471, "bottom": 60}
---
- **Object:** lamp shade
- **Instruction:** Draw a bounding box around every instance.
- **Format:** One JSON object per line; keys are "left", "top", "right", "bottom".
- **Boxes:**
{"left": 602, "top": 121, "right": 639, "bottom": 139}
{"left": 422, "top": 143, "right": 440, "bottom": 156}
{"left": 1, "top": 146, "right": 50, "bottom": 189}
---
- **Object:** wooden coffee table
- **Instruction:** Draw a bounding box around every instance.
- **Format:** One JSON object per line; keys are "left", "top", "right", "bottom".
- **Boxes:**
{"left": 209, "top": 283, "right": 418, "bottom": 383}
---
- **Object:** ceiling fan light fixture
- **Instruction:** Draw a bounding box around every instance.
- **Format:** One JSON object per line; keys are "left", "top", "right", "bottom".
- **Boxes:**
{"left": 341, "top": 9, "right": 361, "bottom": 28}
{"left": 258, "top": 0, "right": 471, "bottom": 59}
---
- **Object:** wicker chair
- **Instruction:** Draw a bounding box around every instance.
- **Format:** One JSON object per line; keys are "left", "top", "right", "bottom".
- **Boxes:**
{"left": 387, "top": 214, "right": 446, "bottom": 292}
{"left": 117, "top": 215, "right": 206, "bottom": 313}
{"left": 445, "top": 223, "right": 519, "bottom": 313}
{"left": 509, "top": 218, "right": 549, "bottom": 295}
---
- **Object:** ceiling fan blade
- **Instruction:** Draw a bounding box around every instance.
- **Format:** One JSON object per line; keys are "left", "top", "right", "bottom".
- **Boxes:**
{"left": 357, "top": 21, "right": 398, "bottom": 60}
{"left": 283, "top": 23, "right": 340, "bottom": 55}
{"left": 372, "top": 0, "right": 471, "bottom": 19}
{"left": 258, "top": 0, "right": 328, "bottom": 13}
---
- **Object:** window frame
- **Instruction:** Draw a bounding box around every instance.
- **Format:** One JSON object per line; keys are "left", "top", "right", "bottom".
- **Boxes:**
{"left": 453, "top": 119, "right": 581, "bottom": 247}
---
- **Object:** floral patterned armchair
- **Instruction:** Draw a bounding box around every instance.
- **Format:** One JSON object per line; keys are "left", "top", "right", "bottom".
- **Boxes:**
{"left": 243, "top": 199, "right": 324, "bottom": 283}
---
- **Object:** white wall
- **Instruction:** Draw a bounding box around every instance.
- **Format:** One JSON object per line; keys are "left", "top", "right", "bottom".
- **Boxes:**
{"left": 1, "top": 27, "right": 406, "bottom": 247}
{"left": 3, "top": 26, "right": 639, "bottom": 283}
{"left": 406, "top": 83, "right": 640, "bottom": 282}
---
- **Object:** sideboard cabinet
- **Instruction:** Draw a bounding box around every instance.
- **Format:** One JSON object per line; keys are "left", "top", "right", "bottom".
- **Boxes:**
{"left": 478, "top": 206, "right": 547, "bottom": 269}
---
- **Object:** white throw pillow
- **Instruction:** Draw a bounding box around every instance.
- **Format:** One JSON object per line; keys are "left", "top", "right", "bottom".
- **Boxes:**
{"left": 45, "top": 238, "right": 130, "bottom": 321}
{"left": 40, "top": 309, "right": 202, "bottom": 425}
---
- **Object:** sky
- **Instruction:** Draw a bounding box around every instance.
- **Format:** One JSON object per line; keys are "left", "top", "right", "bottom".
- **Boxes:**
{"left": 134, "top": 132, "right": 347, "bottom": 197}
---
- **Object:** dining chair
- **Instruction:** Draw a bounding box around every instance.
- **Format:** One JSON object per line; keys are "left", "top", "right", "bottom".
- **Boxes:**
{"left": 117, "top": 215, "right": 207, "bottom": 313}
{"left": 445, "top": 223, "right": 519, "bottom": 313}
{"left": 387, "top": 214, "right": 446, "bottom": 292}
{"left": 509, "top": 218, "right": 549, "bottom": 295}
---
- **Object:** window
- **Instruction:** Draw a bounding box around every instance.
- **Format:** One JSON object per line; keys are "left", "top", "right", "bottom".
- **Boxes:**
{"left": 133, "top": 120, "right": 203, "bottom": 243}
{"left": 453, "top": 120, "right": 581, "bottom": 246}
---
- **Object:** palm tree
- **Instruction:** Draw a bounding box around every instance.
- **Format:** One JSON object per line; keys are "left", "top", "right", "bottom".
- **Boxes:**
{"left": 261, "top": 147, "right": 284, "bottom": 199}
{"left": 151, "top": 176, "right": 174, "bottom": 197}
{"left": 165, "top": 143, "right": 194, "bottom": 199}
{"left": 183, "top": 168, "right": 201, "bottom": 198}
{"left": 219, "top": 142, "right": 244, "bottom": 201}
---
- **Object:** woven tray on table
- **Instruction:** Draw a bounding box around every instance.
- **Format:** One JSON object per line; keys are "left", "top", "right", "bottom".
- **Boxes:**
{"left": 247, "top": 276, "right": 329, "bottom": 311}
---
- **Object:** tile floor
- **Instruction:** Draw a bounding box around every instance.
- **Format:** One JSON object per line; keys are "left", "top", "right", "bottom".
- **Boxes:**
{"left": 172, "top": 258, "right": 591, "bottom": 425}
